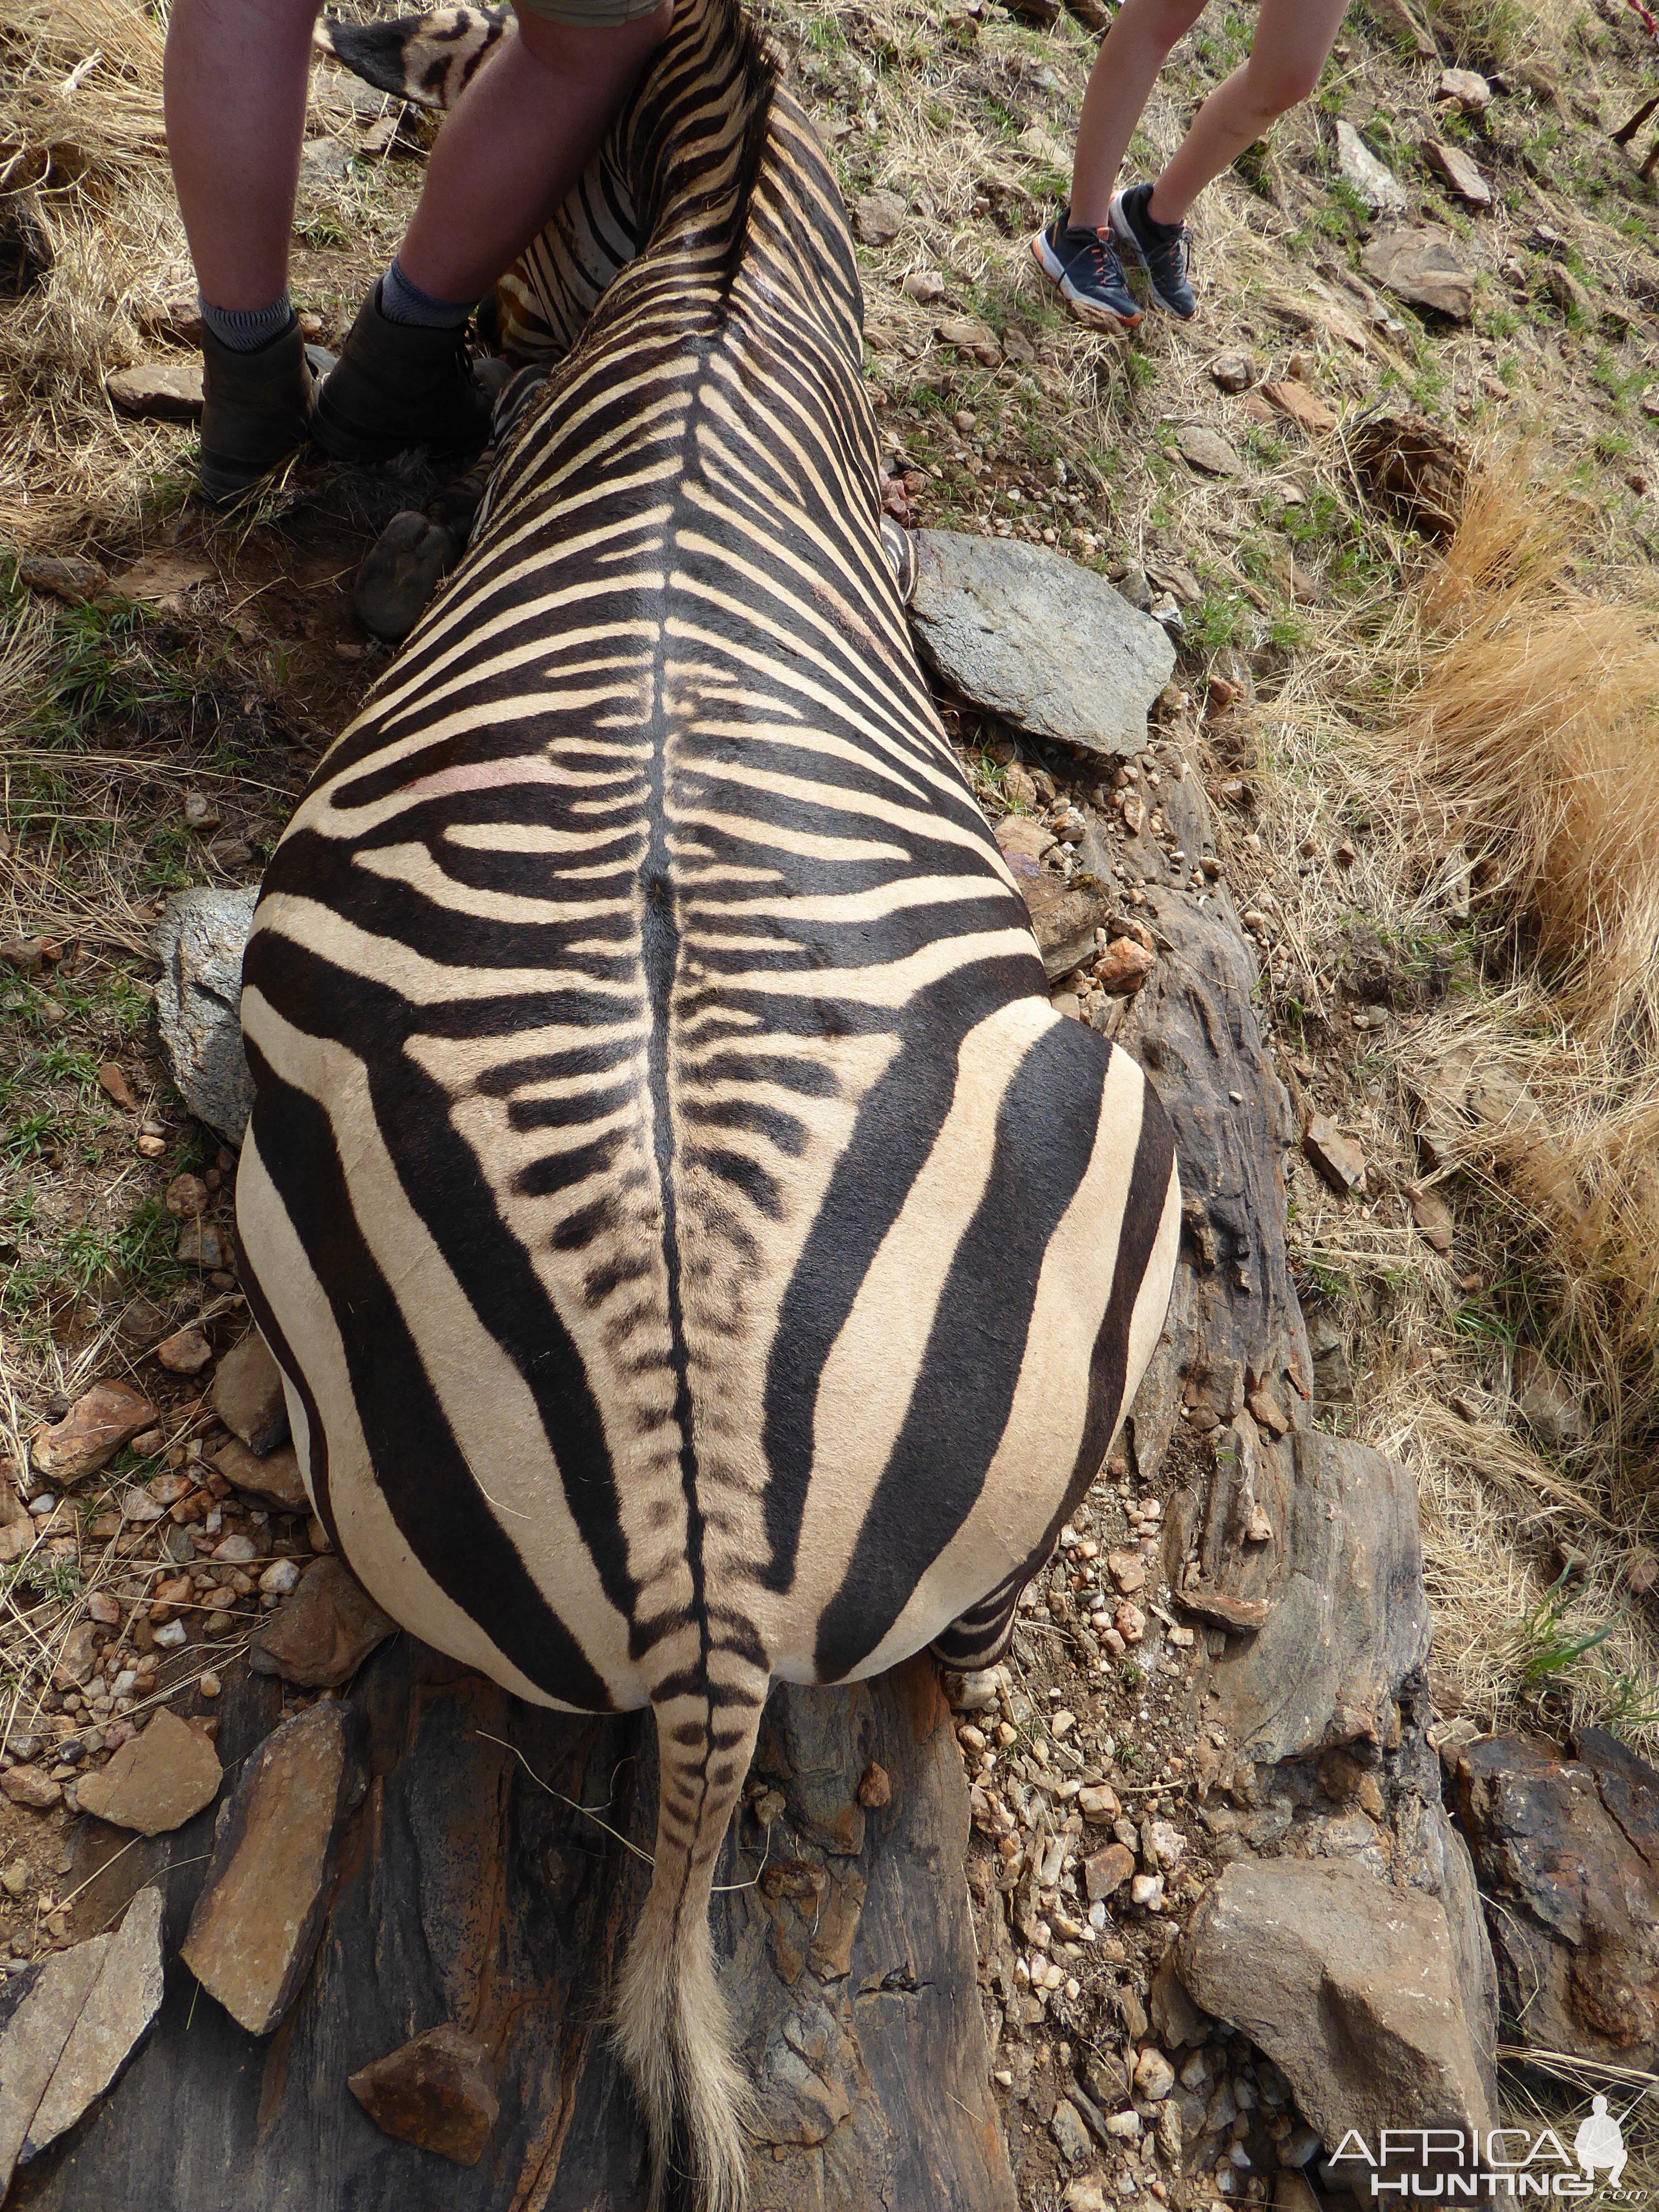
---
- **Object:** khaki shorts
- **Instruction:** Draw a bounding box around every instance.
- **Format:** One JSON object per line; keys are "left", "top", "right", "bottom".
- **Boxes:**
{"left": 512, "top": 0, "right": 666, "bottom": 27}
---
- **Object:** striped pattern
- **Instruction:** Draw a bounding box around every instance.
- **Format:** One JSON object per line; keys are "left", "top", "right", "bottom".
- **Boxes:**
{"left": 249, "top": 3, "right": 1180, "bottom": 2200}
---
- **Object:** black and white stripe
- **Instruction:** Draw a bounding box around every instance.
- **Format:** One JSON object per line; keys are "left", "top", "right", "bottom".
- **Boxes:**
{"left": 247, "top": 3, "right": 1180, "bottom": 2201}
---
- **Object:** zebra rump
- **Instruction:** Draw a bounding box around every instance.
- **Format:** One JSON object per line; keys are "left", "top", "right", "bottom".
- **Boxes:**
{"left": 250, "top": 2, "right": 1181, "bottom": 2205}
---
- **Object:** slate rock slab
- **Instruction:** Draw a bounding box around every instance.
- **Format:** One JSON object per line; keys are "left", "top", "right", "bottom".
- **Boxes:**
{"left": 211, "top": 1329, "right": 290, "bottom": 1457}
{"left": 909, "top": 531, "right": 1174, "bottom": 757}
{"left": 16, "top": 1643, "right": 1015, "bottom": 2212}
{"left": 76, "top": 1709, "right": 221, "bottom": 1835}
{"left": 152, "top": 889, "right": 260, "bottom": 1143}
{"left": 106, "top": 361, "right": 205, "bottom": 422}
{"left": 1361, "top": 228, "right": 1476, "bottom": 320}
{"left": 248, "top": 1556, "right": 399, "bottom": 1688}
{"left": 1334, "top": 119, "right": 1408, "bottom": 215}
{"left": 1177, "top": 1859, "right": 1496, "bottom": 2153}
{"left": 0, "top": 1942, "right": 108, "bottom": 2196}
{"left": 31, "top": 1380, "right": 158, "bottom": 1483}
{"left": 1453, "top": 1729, "right": 1659, "bottom": 2067}
{"left": 349, "top": 2025, "right": 499, "bottom": 2166}
{"left": 181, "top": 1699, "right": 368, "bottom": 2035}
{"left": 24, "top": 1889, "right": 166, "bottom": 2160}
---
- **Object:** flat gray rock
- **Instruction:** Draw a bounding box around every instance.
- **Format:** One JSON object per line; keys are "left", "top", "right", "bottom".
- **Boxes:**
{"left": 24, "top": 1888, "right": 165, "bottom": 2158}
{"left": 909, "top": 532, "right": 1173, "bottom": 759}
{"left": 0, "top": 1940, "right": 108, "bottom": 2195}
{"left": 152, "top": 888, "right": 259, "bottom": 1143}
{"left": 1334, "top": 119, "right": 1408, "bottom": 216}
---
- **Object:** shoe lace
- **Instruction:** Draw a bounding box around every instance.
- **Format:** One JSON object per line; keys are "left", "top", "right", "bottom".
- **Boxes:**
{"left": 1071, "top": 225, "right": 1128, "bottom": 293}
{"left": 1149, "top": 221, "right": 1193, "bottom": 288}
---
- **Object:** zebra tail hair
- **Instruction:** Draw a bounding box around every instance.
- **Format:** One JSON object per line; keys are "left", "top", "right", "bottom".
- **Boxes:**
{"left": 614, "top": 1687, "right": 765, "bottom": 2212}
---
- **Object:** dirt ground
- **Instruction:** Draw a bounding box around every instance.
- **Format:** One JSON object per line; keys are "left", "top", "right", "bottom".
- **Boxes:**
{"left": 3, "top": 0, "right": 1659, "bottom": 2198}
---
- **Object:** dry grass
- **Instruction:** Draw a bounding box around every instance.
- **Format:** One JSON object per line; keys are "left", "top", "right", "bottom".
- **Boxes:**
{"left": 1383, "top": 458, "right": 1659, "bottom": 1042}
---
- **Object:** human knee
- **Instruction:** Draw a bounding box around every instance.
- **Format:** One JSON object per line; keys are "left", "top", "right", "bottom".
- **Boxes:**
{"left": 1241, "top": 50, "right": 1323, "bottom": 118}
{"left": 511, "top": 0, "right": 673, "bottom": 74}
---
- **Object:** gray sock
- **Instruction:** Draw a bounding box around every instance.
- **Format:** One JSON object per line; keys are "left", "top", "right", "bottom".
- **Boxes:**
{"left": 379, "top": 257, "right": 477, "bottom": 330}
{"left": 199, "top": 290, "right": 295, "bottom": 353}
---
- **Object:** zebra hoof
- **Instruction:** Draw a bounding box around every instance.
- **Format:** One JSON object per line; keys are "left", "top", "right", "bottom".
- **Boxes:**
{"left": 353, "top": 511, "right": 460, "bottom": 645}
{"left": 880, "top": 513, "right": 917, "bottom": 604}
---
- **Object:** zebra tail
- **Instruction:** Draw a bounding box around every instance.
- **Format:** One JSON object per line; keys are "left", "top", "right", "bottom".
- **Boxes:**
{"left": 615, "top": 1686, "right": 766, "bottom": 2212}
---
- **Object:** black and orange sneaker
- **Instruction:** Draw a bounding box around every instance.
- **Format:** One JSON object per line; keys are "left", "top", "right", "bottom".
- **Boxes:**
{"left": 1031, "top": 209, "right": 1142, "bottom": 331}
{"left": 1110, "top": 183, "right": 1197, "bottom": 320}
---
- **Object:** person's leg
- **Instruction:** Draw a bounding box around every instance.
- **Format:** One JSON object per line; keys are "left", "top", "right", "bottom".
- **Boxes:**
{"left": 164, "top": 0, "right": 321, "bottom": 314}
{"left": 1147, "top": 0, "right": 1350, "bottom": 225}
{"left": 314, "top": 0, "right": 672, "bottom": 463}
{"left": 1068, "top": 0, "right": 1207, "bottom": 232}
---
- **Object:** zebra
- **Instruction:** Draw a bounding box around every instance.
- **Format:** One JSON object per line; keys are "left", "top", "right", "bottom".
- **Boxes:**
{"left": 239, "top": 1, "right": 1181, "bottom": 2203}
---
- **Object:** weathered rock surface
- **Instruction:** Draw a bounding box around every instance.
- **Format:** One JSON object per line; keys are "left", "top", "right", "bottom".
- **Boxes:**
{"left": 24, "top": 1644, "right": 1016, "bottom": 2212}
{"left": 1334, "top": 119, "right": 1409, "bottom": 215}
{"left": 1176, "top": 425, "right": 1245, "bottom": 478}
{"left": 0, "top": 1484, "right": 31, "bottom": 1566}
{"left": 909, "top": 532, "right": 1174, "bottom": 758}
{"left": 1303, "top": 1114, "right": 1366, "bottom": 1194}
{"left": 1178, "top": 1860, "right": 1496, "bottom": 2150}
{"left": 210, "top": 1435, "right": 308, "bottom": 1512}
{"left": 348, "top": 2025, "right": 499, "bottom": 2166}
{"left": 182, "top": 1700, "right": 368, "bottom": 2036}
{"left": 31, "top": 1380, "right": 157, "bottom": 1481}
{"left": 1421, "top": 136, "right": 1491, "bottom": 207}
{"left": 0, "top": 1942, "right": 109, "bottom": 2194}
{"left": 211, "top": 1329, "right": 290, "bottom": 1457}
{"left": 1361, "top": 228, "right": 1475, "bottom": 321}
{"left": 77, "top": 1709, "right": 222, "bottom": 1835}
{"left": 23, "top": 1890, "right": 166, "bottom": 2159}
{"left": 152, "top": 889, "right": 260, "bottom": 1142}
{"left": 106, "top": 361, "right": 205, "bottom": 421}
{"left": 1349, "top": 410, "right": 1470, "bottom": 539}
{"left": 248, "top": 1556, "right": 399, "bottom": 1687}
{"left": 851, "top": 187, "right": 906, "bottom": 245}
{"left": 1454, "top": 1730, "right": 1659, "bottom": 2067}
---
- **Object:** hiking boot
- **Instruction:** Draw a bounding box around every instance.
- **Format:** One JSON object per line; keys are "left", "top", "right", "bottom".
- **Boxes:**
{"left": 199, "top": 319, "right": 330, "bottom": 506}
{"left": 1110, "top": 184, "right": 1197, "bottom": 320}
{"left": 310, "top": 280, "right": 494, "bottom": 466}
{"left": 1031, "top": 210, "right": 1141, "bottom": 331}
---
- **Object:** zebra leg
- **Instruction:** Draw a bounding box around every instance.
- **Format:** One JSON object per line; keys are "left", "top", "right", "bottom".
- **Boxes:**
{"left": 931, "top": 1561, "right": 1037, "bottom": 1675}
{"left": 879, "top": 513, "right": 917, "bottom": 604}
{"left": 615, "top": 1679, "right": 766, "bottom": 2212}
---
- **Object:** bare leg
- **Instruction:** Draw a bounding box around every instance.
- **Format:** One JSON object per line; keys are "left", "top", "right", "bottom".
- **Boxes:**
{"left": 397, "top": 5, "right": 672, "bottom": 306}
{"left": 1070, "top": 0, "right": 1207, "bottom": 231}
{"left": 1146, "top": 0, "right": 1351, "bottom": 226}
{"left": 163, "top": 0, "right": 320, "bottom": 311}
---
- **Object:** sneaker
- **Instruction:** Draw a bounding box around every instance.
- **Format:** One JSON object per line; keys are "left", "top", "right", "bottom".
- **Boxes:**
{"left": 199, "top": 320, "right": 332, "bottom": 506}
{"left": 1031, "top": 210, "right": 1142, "bottom": 331}
{"left": 311, "top": 280, "right": 494, "bottom": 466}
{"left": 1109, "top": 184, "right": 1197, "bottom": 320}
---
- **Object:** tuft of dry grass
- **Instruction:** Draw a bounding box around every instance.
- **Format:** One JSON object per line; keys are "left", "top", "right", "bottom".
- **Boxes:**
{"left": 1381, "top": 457, "right": 1659, "bottom": 1042}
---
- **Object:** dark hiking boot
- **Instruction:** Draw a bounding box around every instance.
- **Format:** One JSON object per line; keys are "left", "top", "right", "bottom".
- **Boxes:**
{"left": 311, "top": 280, "right": 493, "bottom": 466}
{"left": 199, "top": 319, "right": 330, "bottom": 505}
{"left": 1109, "top": 184, "right": 1197, "bottom": 320}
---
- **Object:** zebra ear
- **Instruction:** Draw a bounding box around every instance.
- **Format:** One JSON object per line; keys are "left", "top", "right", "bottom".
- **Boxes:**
{"left": 314, "top": 6, "right": 508, "bottom": 112}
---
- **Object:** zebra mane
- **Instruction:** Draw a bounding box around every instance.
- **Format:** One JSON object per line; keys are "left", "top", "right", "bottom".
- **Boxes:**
{"left": 623, "top": 0, "right": 780, "bottom": 286}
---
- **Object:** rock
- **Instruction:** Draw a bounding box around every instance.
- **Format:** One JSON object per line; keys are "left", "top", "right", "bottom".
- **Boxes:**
{"left": 1334, "top": 120, "right": 1409, "bottom": 215}
{"left": 1065, "top": 2183, "right": 1109, "bottom": 2212}
{"left": 165, "top": 1172, "right": 210, "bottom": 1218}
{"left": 1107, "top": 1551, "right": 1145, "bottom": 1592}
{"left": 1150, "top": 1950, "right": 1206, "bottom": 2048}
{"left": 936, "top": 316, "right": 1001, "bottom": 366}
{"left": 76, "top": 1708, "right": 221, "bottom": 1835}
{"left": 1177, "top": 425, "right": 1245, "bottom": 477}
{"left": 32, "top": 1381, "right": 158, "bottom": 1481}
{"left": 97, "top": 1061, "right": 138, "bottom": 1110}
{"left": 176, "top": 1220, "right": 228, "bottom": 1269}
{"left": 1051, "top": 2098, "right": 1094, "bottom": 2163}
{"left": 105, "top": 360, "right": 205, "bottom": 421}
{"left": 1361, "top": 229, "right": 1475, "bottom": 321}
{"left": 1545, "top": 262, "right": 1591, "bottom": 322}
{"left": 212, "top": 1329, "right": 290, "bottom": 1456}
{"left": 152, "top": 889, "right": 259, "bottom": 1142}
{"left": 52, "top": 1623, "right": 98, "bottom": 1690}
{"left": 1303, "top": 1115, "right": 1366, "bottom": 1195}
{"left": 1408, "top": 1186, "right": 1454, "bottom": 1254}
{"left": 1084, "top": 1843, "right": 1135, "bottom": 1901}
{"left": 1, "top": 1767, "right": 62, "bottom": 1810}
{"left": 1260, "top": 380, "right": 1338, "bottom": 435}
{"left": 0, "top": 1484, "right": 33, "bottom": 1566}
{"left": 0, "top": 1936, "right": 108, "bottom": 2194}
{"left": 1438, "top": 66, "right": 1490, "bottom": 110}
{"left": 1134, "top": 2047, "right": 1175, "bottom": 2100}
{"left": 1511, "top": 1346, "right": 1583, "bottom": 1449}
{"left": 354, "top": 512, "right": 461, "bottom": 645}
{"left": 902, "top": 269, "right": 947, "bottom": 304}
{"left": 1194, "top": 1428, "right": 1432, "bottom": 1766}
{"left": 210, "top": 1436, "right": 309, "bottom": 1512}
{"left": 852, "top": 189, "right": 906, "bottom": 246}
{"left": 182, "top": 1701, "right": 367, "bottom": 2035}
{"left": 248, "top": 1556, "right": 398, "bottom": 1688}
{"left": 1178, "top": 1587, "right": 1271, "bottom": 1634}
{"left": 348, "top": 2025, "right": 499, "bottom": 2165}
{"left": 857, "top": 1761, "right": 891, "bottom": 1809}
{"left": 23, "top": 1889, "right": 165, "bottom": 2159}
{"left": 1078, "top": 1785, "right": 1120, "bottom": 1822}
{"left": 1455, "top": 1730, "right": 1659, "bottom": 2068}
{"left": 1349, "top": 410, "right": 1470, "bottom": 539}
{"left": 1178, "top": 1859, "right": 1496, "bottom": 2149}
{"left": 909, "top": 531, "right": 1175, "bottom": 759}
{"left": 15, "top": 552, "right": 109, "bottom": 604}
{"left": 1208, "top": 353, "right": 1255, "bottom": 393}
{"left": 1095, "top": 939, "right": 1155, "bottom": 995}
{"left": 155, "top": 1327, "right": 213, "bottom": 1375}
{"left": 1421, "top": 137, "right": 1491, "bottom": 208}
